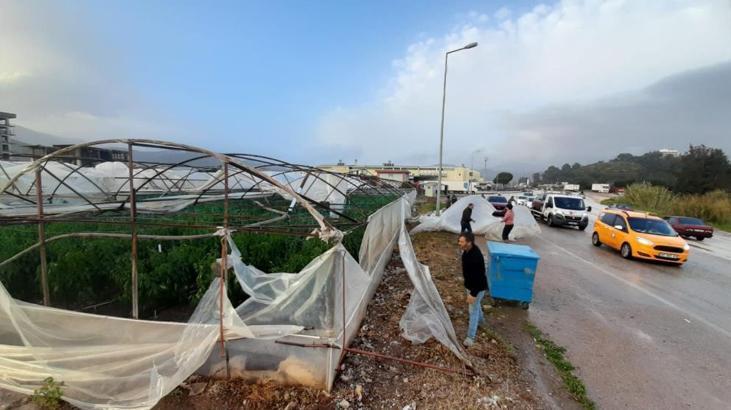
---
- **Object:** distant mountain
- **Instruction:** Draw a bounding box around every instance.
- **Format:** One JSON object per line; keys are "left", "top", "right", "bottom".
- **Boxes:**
{"left": 12, "top": 125, "right": 80, "bottom": 147}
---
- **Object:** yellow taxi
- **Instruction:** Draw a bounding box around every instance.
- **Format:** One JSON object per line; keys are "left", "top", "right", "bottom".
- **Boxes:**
{"left": 592, "top": 209, "right": 689, "bottom": 265}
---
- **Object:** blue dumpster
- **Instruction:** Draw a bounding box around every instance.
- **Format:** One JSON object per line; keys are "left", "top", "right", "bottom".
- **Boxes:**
{"left": 485, "top": 241, "right": 540, "bottom": 309}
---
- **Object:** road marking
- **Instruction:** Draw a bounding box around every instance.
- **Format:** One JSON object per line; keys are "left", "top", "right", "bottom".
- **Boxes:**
{"left": 547, "top": 242, "right": 731, "bottom": 340}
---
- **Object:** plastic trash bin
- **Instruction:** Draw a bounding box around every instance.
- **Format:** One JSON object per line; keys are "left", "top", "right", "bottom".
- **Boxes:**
{"left": 485, "top": 241, "right": 540, "bottom": 309}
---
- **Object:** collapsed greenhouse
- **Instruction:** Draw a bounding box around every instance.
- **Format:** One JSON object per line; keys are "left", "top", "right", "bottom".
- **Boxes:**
{"left": 0, "top": 140, "right": 471, "bottom": 409}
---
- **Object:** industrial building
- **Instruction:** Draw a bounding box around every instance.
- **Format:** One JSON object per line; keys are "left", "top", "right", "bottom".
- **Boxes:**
{"left": 0, "top": 112, "right": 128, "bottom": 165}
{"left": 320, "top": 161, "right": 485, "bottom": 192}
{"left": 0, "top": 112, "right": 15, "bottom": 161}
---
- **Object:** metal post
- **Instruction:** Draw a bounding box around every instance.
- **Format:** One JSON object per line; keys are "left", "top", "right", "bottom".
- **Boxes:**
{"left": 127, "top": 143, "right": 139, "bottom": 319}
{"left": 436, "top": 52, "right": 449, "bottom": 215}
{"left": 338, "top": 249, "right": 347, "bottom": 365}
{"left": 35, "top": 168, "right": 50, "bottom": 306}
{"left": 435, "top": 42, "right": 477, "bottom": 213}
{"left": 219, "top": 163, "right": 229, "bottom": 366}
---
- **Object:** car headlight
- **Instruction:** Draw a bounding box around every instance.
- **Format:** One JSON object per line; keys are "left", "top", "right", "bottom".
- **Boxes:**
{"left": 683, "top": 243, "right": 690, "bottom": 251}
{"left": 636, "top": 237, "right": 654, "bottom": 246}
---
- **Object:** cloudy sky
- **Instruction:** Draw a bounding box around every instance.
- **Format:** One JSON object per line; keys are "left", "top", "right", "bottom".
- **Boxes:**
{"left": 2, "top": 0, "right": 730, "bottom": 175}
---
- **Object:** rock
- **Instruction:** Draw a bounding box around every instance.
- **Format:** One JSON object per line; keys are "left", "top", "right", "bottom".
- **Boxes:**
{"left": 283, "top": 401, "right": 297, "bottom": 410}
{"left": 188, "top": 382, "right": 207, "bottom": 396}
{"left": 337, "top": 399, "right": 351, "bottom": 408}
{"left": 402, "top": 402, "right": 417, "bottom": 410}
{"left": 340, "top": 374, "right": 352, "bottom": 382}
{"left": 355, "top": 384, "right": 364, "bottom": 401}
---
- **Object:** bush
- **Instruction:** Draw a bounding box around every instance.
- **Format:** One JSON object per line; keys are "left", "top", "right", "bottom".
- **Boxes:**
{"left": 32, "top": 377, "right": 64, "bottom": 409}
{"left": 606, "top": 183, "right": 731, "bottom": 229}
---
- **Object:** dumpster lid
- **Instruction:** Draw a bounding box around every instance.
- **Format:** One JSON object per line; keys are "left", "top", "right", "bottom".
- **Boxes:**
{"left": 486, "top": 241, "right": 540, "bottom": 259}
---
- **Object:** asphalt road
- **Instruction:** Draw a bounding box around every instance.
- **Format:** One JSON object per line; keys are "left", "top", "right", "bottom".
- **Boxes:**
{"left": 521, "top": 209, "right": 731, "bottom": 409}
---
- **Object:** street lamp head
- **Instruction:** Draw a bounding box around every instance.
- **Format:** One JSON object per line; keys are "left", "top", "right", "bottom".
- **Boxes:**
{"left": 463, "top": 42, "right": 478, "bottom": 49}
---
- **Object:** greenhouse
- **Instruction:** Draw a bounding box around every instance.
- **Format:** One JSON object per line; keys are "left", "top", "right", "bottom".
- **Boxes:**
{"left": 0, "top": 140, "right": 469, "bottom": 409}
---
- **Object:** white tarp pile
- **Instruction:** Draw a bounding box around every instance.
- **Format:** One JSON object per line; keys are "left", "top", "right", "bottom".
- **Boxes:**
{"left": 0, "top": 191, "right": 470, "bottom": 408}
{"left": 411, "top": 195, "right": 541, "bottom": 240}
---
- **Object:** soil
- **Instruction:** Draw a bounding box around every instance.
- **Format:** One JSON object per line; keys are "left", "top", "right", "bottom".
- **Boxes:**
{"left": 154, "top": 231, "right": 579, "bottom": 410}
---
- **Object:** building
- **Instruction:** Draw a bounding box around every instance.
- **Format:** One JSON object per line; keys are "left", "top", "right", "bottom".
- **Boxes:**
{"left": 51, "top": 145, "right": 129, "bottom": 166}
{"left": 374, "top": 169, "right": 410, "bottom": 186}
{"left": 0, "top": 112, "right": 16, "bottom": 161}
{"left": 659, "top": 148, "right": 681, "bottom": 157}
{"left": 320, "top": 162, "right": 483, "bottom": 192}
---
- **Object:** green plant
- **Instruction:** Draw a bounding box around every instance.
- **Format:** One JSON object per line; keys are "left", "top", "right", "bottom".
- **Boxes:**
{"left": 525, "top": 323, "right": 595, "bottom": 410}
{"left": 32, "top": 377, "right": 64, "bottom": 409}
{"left": 602, "top": 184, "right": 731, "bottom": 231}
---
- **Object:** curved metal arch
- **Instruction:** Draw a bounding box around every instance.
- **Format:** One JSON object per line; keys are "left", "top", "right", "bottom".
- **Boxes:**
{"left": 0, "top": 139, "right": 337, "bottom": 239}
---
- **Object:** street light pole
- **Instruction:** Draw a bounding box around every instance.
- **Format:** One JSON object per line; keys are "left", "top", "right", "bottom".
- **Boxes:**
{"left": 436, "top": 42, "right": 478, "bottom": 215}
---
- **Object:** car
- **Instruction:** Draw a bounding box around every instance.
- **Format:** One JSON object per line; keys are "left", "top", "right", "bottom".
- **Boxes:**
{"left": 531, "top": 194, "right": 591, "bottom": 230}
{"left": 592, "top": 209, "right": 689, "bottom": 265}
{"left": 487, "top": 195, "right": 508, "bottom": 214}
{"left": 665, "top": 216, "right": 714, "bottom": 241}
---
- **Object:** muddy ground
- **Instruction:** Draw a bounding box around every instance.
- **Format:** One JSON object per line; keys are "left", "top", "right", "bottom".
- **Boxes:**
{"left": 153, "top": 231, "right": 579, "bottom": 410}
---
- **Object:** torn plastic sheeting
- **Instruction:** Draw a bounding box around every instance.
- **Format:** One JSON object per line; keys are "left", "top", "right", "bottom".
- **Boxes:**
{"left": 411, "top": 195, "right": 541, "bottom": 240}
{"left": 0, "top": 277, "right": 302, "bottom": 410}
{"left": 398, "top": 221, "right": 471, "bottom": 365}
{"left": 218, "top": 191, "right": 470, "bottom": 391}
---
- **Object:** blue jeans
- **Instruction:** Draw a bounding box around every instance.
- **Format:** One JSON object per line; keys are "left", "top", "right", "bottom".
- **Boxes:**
{"left": 467, "top": 290, "right": 486, "bottom": 339}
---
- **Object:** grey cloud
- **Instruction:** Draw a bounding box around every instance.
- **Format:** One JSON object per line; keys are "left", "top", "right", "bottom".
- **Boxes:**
{"left": 500, "top": 60, "right": 731, "bottom": 174}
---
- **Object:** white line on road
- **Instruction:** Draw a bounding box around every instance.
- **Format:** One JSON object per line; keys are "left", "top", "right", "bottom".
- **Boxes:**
{"left": 547, "top": 242, "right": 731, "bottom": 340}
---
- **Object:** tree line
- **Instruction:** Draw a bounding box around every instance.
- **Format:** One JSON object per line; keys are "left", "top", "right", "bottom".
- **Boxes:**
{"left": 532, "top": 145, "right": 731, "bottom": 194}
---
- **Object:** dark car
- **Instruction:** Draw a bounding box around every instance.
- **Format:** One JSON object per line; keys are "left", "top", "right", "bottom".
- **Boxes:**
{"left": 665, "top": 216, "right": 714, "bottom": 241}
{"left": 488, "top": 195, "right": 509, "bottom": 216}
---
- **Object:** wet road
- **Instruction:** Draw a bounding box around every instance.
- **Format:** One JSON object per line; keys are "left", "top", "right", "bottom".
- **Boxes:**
{"left": 522, "top": 215, "right": 731, "bottom": 409}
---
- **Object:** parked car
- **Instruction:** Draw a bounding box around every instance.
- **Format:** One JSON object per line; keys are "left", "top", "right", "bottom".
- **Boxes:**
{"left": 592, "top": 209, "right": 689, "bottom": 265}
{"left": 665, "top": 216, "right": 714, "bottom": 241}
{"left": 531, "top": 194, "right": 591, "bottom": 230}
{"left": 487, "top": 195, "right": 508, "bottom": 215}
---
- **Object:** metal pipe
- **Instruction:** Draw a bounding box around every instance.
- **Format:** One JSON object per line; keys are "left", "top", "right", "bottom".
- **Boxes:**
{"left": 436, "top": 52, "right": 449, "bottom": 216}
{"left": 435, "top": 43, "right": 478, "bottom": 215}
{"left": 127, "top": 143, "right": 139, "bottom": 319}
{"left": 35, "top": 168, "right": 50, "bottom": 306}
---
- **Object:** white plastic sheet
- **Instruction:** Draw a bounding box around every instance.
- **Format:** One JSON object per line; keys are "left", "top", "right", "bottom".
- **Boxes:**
{"left": 0, "top": 278, "right": 264, "bottom": 409}
{"left": 411, "top": 195, "right": 541, "bottom": 240}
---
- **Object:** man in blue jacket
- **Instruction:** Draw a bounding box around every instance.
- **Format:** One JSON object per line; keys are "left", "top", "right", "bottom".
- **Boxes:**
{"left": 458, "top": 231, "right": 487, "bottom": 347}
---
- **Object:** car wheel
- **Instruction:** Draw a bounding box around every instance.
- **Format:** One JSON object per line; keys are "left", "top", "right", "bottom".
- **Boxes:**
{"left": 519, "top": 302, "right": 530, "bottom": 310}
{"left": 696, "top": 236, "right": 704, "bottom": 241}
{"left": 547, "top": 215, "right": 554, "bottom": 227}
{"left": 621, "top": 242, "right": 633, "bottom": 259}
{"left": 579, "top": 225, "right": 587, "bottom": 231}
{"left": 592, "top": 232, "right": 601, "bottom": 247}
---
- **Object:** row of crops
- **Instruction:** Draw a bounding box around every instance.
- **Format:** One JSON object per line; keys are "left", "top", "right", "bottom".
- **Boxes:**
{"left": 0, "top": 193, "right": 397, "bottom": 319}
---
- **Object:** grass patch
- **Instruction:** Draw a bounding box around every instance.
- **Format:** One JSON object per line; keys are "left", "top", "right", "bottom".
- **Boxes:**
{"left": 416, "top": 199, "right": 437, "bottom": 215}
{"left": 602, "top": 183, "right": 731, "bottom": 232}
{"left": 525, "top": 323, "right": 595, "bottom": 410}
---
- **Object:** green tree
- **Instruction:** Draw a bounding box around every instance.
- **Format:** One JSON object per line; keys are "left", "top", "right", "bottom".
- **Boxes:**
{"left": 494, "top": 172, "right": 514, "bottom": 185}
{"left": 674, "top": 145, "right": 731, "bottom": 194}
{"left": 543, "top": 166, "right": 561, "bottom": 183}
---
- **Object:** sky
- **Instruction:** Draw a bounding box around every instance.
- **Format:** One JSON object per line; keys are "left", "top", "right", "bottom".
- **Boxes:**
{"left": 2, "top": 0, "right": 731, "bottom": 176}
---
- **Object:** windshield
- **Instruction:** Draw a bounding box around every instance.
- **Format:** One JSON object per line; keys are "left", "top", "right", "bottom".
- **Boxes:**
{"left": 488, "top": 196, "right": 507, "bottom": 203}
{"left": 553, "top": 197, "right": 585, "bottom": 210}
{"left": 678, "top": 217, "right": 704, "bottom": 225}
{"left": 628, "top": 217, "right": 678, "bottom": 236}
